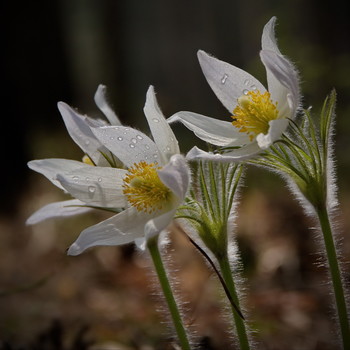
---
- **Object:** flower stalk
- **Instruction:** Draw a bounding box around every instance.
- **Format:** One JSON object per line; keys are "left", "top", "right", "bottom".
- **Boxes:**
{"left": 147, "top": 236, "right": 192, "bottom": 350}
{"left": 177, "top": 161, "right": 251, "bottom": 349}
{"left": 218, "top": 252, "right": 250, "bottom": 350}
{"left": 316, "top": 206, "right": 350, "bottom": 349}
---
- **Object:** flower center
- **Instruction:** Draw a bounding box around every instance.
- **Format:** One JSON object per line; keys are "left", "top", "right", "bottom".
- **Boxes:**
{"left": 231, "top": 91, "right": 279, "bottom": 141}
{"left": 123, "top": 161, "right": 172, "bottom": 213}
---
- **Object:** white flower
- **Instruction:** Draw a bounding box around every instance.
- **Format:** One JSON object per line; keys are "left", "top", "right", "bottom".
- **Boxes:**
{"left": 168, "top": 17, "right": 300, "bottom": 161}
{"left": 27, "top": 85, "right": 122, "bottom": 224}
{"left": 28, "top": 86, "right": 190, "bottom": 255}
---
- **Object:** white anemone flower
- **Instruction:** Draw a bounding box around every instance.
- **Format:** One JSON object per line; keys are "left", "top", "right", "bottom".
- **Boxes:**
{"left": 28, "top": 86, "right": 190, "bottom": 255}
{"left": 27, "top": 85, "right": 122, "bottom": 224}
{"left": 168, "top": 17, "right": 300, "bottom": 161}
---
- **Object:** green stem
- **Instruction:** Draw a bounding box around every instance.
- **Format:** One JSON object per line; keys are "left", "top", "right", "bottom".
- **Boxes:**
{"left": 218, "top": 253, "right": 250, "bottom": 350}
{"left": 147, "top": 236, "right": 192, "bottom": 350}
{"left": 317, "top": 206, "right": 350, "bottom": 349}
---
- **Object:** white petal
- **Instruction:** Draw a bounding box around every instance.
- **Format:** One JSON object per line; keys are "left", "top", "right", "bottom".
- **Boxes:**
{"left": 143, "top": 86, "right": 180, "bottom": 163}
{"left": 157, "top": 154, "right": 189, "bottom": 201}
{"left": 144, "top": 209, "right": 177, "bottom": 241}
{"left": 94, "top": 84, "right": 121, "bottom": 126}
{"left": 67, "top": 208, "right": 151, "bottom": 255}
{"left": 57, "top": 102, "right": 108, "bottom": 165}
{"left": 28, "top": 158, "right": 90, "bottom": 190}
{"left": 186, "top": 144, "right": 261, "bottom": 162}
{"left": 261, "top": 17, "right": 281, "bottom": 55}
{"left": 260, "top": 50, "right": 300, "bottom": 118}
{"left": 197, "top": 50, "right": 266, "bottom": 113}
{"left": 256, "top": 118, "right": 289, "bottom": 149}
{"left": 91, "top": 126, "right": 161, "bottom": 168}
{"left": 168, "top": 111, "right": 250, "bottom": 146}
{"left": 26, "top": 199, "right": 93, "bottom": 225}
{"left": 56, "top": 166, "right": 128, "bottom": 208}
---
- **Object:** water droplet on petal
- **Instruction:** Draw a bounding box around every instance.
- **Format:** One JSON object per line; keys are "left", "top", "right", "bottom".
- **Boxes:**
{"left": 221, "top": 74, "right": 228, "bottom": 84}
{"left": 88, "top": 186, "right": 96, "bottom": 193}
{"left": 145, "top": 145, "right": 150, "bottom": 150}
{"left": 136, "top": 135, "right": 143, "bottom": 140}
{"left": 110, "top": 136, "right": 115, "bottom": 140}
{"left": 129, "top": 144, "right": 135, "bottom": 148}
{"left": 165, "top": 146, "right": 171, "bottom": 152}
{"left": 86, "top": 177, "right": 90, "bottom": 182}
{"left": 251, "top": 84, "right": 257, "bottom": 90}
{"left": 117, "top": 136, "right": 123, "bottom": 141}
{"left": 98, "top": 177, "right": 102, "bottom": 182}
{"left": 243, "top": 89, "right": 249, "bottom": 95}
{"left": 152, "top": 118, "right": 159, "bottom": 123}
{"left": 72, "top": 176, "right": 79, "bottom": 182}
{"left": 244, "top": 79, "right": 250, "bottom": 86}
{"left": 131, "top": 138, "right": 137, "bottom": 144}
{"left": 153, "top": 154, "right": 158, "bottom": 159}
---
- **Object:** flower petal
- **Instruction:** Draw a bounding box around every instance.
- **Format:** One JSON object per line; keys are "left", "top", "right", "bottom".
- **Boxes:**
{"left": 28, "top": 158, "right": 90, "bottom": 190}
{"left": 260, "top": 50, "right": 300, "bottom": 118}
{"left": 157, "top": 154, "right": 189, "bottom": 201}
{"left": 94, "top": 84, "right": 121, "bottom": 126}
{"left": 197, "top": 50, "right": 266, "bottom": 113}
{"left": 144, "top": 209, "right": 177, "bottom": 241}
{"left": 67, "top": 207, "right": 151, "bottom": 255}
{"left": 261, "top": 16, "right": 281, "bottom": 55}
{"left": 26, "top": 199, "right": 93, "bottom": 225}
{"left": 186, "top": 144, "right": 261, "bottom": 162}
{"left": 256, "top": 118, "right": 289, "bottom": 149}
{"left": 91, "top": 126, "right": 161, "bottom": 168}
{"left": 168, "top": 111, "right": 250, "bottom": 146}
{"left": 143, "top": 86, "right": 180, "bottom": 163}
{"left": 57, "top": 102, "right": 108, "bottom": 165}
{"left": 56, "top": 166, "right": 128, "bottom": 208}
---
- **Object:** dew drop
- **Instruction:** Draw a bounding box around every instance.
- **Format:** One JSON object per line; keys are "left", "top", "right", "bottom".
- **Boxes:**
{"left": 243, "top": 89, "right": 249, "bottom": 95}
{"left": 145, "top": 145, "right": 150, "bottom": 150}
{"left": 110, "top": 136, "right": 115, "bottom": 140}
{"left": 153, "top": 154, "right": 158, "bottom": 159}
{"left": 221, "top": 74, "right": 228, "bottom": 84}
{"left": 98, "top": 177, "right": 102, "bottom": 182}
{"left": 152, "top": 118, "right": 159, "bottom": 123}
{"left": 131, "top": 138, "right": 137, "bottom": 144}
{"left": 165, "top": 146, "right": 171, "bottom": 152}
{"left": 129, "top": 144, "right": 135, "bottom": 148}
{"left": 88, "top": 186, "right": 96, "bottom": 193}
{"left": 251, "top": 85, "right": 257, "bottom": 90}
{"left": 117, "top": 136, "right": 123, "bottom": 141}
{"left": 136, "top": 135, "right": 143, "bottom": 140}
{"left": 85, "top": 177, "right": 90, "bottom": 182}
{"left": 72, "top": 176, "right": 79, "bottom": 182}
{"left": 244, "top": 79, "right": 250, "bottom": 86}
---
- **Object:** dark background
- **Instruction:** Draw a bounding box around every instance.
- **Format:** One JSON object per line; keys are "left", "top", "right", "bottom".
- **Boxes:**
{"left": 1, "top": 1, "right": 350, "bottom": 349}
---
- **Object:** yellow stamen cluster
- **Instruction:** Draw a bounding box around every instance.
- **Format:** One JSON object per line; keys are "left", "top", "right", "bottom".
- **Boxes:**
{"left": 232, "top": 91, "right": 279, "bottom": 141}
{"left": 123, "top": 161, "right": 172, "bottom": 213}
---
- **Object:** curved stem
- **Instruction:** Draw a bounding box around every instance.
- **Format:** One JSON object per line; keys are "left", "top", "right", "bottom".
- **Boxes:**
{"left": 317, "top": 206, "right": 350, "bottom": 349}
{"left": 147, "top": 236, "right": 192, "bottom": 350}
{"left": 218, "top": 253, "right": 251, "bottom": 350}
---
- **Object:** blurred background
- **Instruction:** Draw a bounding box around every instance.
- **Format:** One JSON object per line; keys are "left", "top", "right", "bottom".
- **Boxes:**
{"left": 1, "top": 0, "right": 350, "bottom": 349}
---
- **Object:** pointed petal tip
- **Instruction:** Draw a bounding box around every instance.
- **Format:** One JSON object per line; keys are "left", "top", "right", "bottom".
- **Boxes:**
{"left": 67, "top": 243, "right": 82, "bottom": 256}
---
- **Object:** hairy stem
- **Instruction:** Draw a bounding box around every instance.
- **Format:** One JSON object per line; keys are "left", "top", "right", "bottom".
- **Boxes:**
{"left": 147, "top": 236, "right": 192, "bottom": 350}
{"left": 317, "top": 206, "right": 350, "bottom": 349}
{"left": 218, "top": 253, "right": 251, "bottom": 350}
